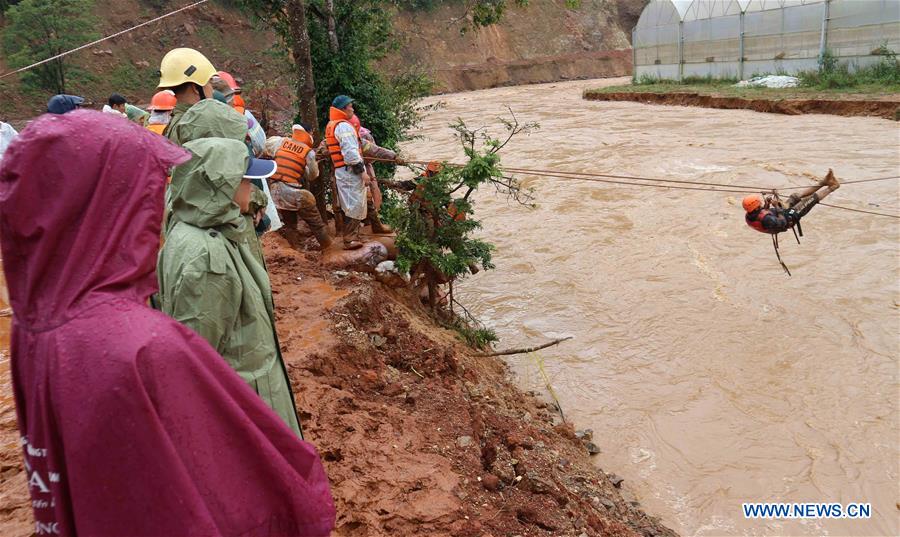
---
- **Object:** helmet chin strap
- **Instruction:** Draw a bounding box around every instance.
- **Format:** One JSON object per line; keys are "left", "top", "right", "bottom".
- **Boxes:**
{"left": 195, "top": 83, "right": 207, "bottom": 101}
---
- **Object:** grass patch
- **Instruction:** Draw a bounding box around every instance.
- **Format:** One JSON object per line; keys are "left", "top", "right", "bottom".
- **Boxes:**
{"left": 797, "top": 48, "right": 900, "bottom": 90}
{"left": 454, "top": 323, "right": 498, "bottom": 351}
{"left": 442, "top": 311, "right": 498, "bottom": 351}
{"left": 594, "top": 49, "right": 900, "bottom": 100}
{"left": 107, "top": 63, "right": 158, "bottom": 96}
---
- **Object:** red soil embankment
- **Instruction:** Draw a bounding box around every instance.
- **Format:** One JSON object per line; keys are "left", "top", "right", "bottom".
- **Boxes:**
{"left": 584, "top": 90, "right": 900, "bottom": 119}
{"left": 0, "top": 232, "right": 677, "bottom": 537}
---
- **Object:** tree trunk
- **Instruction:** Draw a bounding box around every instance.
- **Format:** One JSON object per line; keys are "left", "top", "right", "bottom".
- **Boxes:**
{"left": 426, "top": 265, "right": 437, "bottom": 310}
{"left": 285, "top": 0, "right": 319, "bottom": 138}
{"left": 54, "top": 59, "right": 65, "bottom": 95}
{"left": 324, "top": 0, "right": 340, "bottom": 53}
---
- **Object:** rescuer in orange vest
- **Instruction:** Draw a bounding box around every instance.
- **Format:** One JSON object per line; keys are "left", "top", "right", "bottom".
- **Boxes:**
{"left": 349, "top": 114, "right": 398, "bottom": 233}
{"left": 325, "top": 95, "right": 370, "bottom": 250}
{"left": 743, "top": 170, "right": 840, "bottom": 234}
{"left": 268, "top": 124, "right": 332, "bottom": 250}
{"left": 146, "top": 90, "right": 177, "bottom": 136}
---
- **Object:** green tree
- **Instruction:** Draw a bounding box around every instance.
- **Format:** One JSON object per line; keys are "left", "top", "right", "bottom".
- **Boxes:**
{"left": 226, "top": 0, "right": 321, "bottom": 133}
{"left": 306, "top": 0, "right": 430, "bottom": 149}
{"left": 229, "top": 0, "right": 430, "bottom": 160}
{"left": 2, "top": 0, "right": 98, "bottom": 94}
{"left": 387, "top": 112, "right": 535, "bottom": 314}
{"left": 0, "top": 0, "right": 23, "bottom": 14}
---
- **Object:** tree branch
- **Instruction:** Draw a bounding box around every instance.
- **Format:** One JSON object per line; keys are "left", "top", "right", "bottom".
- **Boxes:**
{"left": 475, "top": 336, "right": 573, "bottom": 357}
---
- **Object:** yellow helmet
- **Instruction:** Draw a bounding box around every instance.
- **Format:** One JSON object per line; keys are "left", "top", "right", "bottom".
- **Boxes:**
{"left": 157, "top": 48, "right": 216, "bottom": 88}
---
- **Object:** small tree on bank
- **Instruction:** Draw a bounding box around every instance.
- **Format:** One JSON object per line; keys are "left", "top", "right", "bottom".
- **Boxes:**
{"left": 388, "top": 113, "right": 536, "bottom": 346}
{"left": 2, "top": 0, "right": 98, "bottom": 94}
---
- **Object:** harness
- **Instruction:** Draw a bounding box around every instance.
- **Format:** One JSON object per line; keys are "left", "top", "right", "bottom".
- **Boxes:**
{"left": 765, "top": 191, "right": 802, "bottom": 277}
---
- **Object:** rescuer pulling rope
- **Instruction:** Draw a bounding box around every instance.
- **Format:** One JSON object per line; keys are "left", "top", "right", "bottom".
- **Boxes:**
{"left": 742, "top": 169, "right": 841, "bottom": 276}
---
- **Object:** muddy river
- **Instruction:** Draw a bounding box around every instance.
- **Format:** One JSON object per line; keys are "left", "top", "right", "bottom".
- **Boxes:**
{"left": 401, "top": 78, "right": 899, "bottom": 536}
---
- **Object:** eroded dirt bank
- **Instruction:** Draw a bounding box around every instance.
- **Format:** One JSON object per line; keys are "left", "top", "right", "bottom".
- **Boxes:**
{"left": 0, "top": 233, "right": 676, "bottom": 537}
{"left": 583, "top": 90, "right": 900, "bottom": 119}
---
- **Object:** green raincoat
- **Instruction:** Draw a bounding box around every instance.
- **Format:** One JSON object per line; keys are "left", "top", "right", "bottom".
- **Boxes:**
{"left": 161, "top": 100, "right": 269, "bottom": 270}
{"left": 163, "top": 102, "right": 192, "bottom": 141}
{"left": 158, "top": 136, "right": 302, "bottom": 437}
{"left": 246, "top": 185, "right": 269, "bottom": 266}
{"left": 162, "top": 100, "right": 249, "bottom": 232}
{"left": 125, "top": 103, "right": 148, "bottom": 124}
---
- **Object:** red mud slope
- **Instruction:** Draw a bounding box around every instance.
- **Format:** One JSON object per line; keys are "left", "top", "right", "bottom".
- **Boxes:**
{"left": 584, "top": 90, "right": 900, "bottom": 119}
{"left": 0, "top": 232, "right": 676, "bottom": 537}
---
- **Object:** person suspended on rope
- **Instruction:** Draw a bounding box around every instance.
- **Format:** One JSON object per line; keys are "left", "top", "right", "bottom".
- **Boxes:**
{"left": 743, "top": 170, "right": 841, "bottom": 235}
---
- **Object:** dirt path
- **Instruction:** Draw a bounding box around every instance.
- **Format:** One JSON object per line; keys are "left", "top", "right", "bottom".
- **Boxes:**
{"left": 0, "top": 234, "right": 676, "bottom": 537}
{"left": 583, "top": 90, "right": 900, "bottom": 119}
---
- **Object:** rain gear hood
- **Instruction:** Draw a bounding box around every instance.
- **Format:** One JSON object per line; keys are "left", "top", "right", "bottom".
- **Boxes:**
{"left": 169, "top": 98, "right": 247, "bottom": 146}
{"left": 170, "top": 137, "right": 248, "bottom": 233}
{"left": 161, "top": 136, "right": 302, "bottom": 434}
{"left": 166, "top": 99, "right": 282, "bottom": 232}
{"left": 0, "top": 110, "right": 335, "bottom": 535}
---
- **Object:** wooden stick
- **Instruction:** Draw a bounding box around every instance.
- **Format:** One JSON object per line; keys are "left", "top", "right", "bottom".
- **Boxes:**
{"left": 475, "top": 336, "right": 572, "bottom": 358}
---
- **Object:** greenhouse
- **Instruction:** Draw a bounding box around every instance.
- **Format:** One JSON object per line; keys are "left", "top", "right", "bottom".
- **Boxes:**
{"left": 633, "top": 0, "right": 900, "bottom": 81}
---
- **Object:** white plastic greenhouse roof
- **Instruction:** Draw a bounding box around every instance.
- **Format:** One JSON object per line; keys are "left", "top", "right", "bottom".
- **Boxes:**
{"left": 637, "top": 0, "right": 827, "bottom": 27}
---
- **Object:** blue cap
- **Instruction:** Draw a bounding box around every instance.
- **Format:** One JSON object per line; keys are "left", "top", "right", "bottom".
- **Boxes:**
{"left": 244, "top": 157, "right": 276, "bottom": 180}
{"left": 332, "top": 95, "right": 353, "bottom": 109}
{"left": 47, "top": 94, "right": 85, "bottom": 115}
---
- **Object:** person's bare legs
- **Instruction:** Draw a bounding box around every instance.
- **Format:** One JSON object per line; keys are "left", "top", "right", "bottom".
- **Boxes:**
{"left": 816, "top": 168, "right": 840, "bottom": 201}
{"left": 788, "top": 169, "right": 840, "bottom": 206}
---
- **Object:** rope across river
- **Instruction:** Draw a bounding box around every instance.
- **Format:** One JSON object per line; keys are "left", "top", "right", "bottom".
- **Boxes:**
{"left": 365, "top": 157, "right": 900, "bottom": 219}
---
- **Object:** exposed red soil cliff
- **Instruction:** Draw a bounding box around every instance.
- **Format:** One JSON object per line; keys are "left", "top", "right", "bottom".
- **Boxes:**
{"left": 584, "top": 90, "right": 900, "bottom": 119}
{"left": 0, "top": 232, "right": 676, "bottom": 537}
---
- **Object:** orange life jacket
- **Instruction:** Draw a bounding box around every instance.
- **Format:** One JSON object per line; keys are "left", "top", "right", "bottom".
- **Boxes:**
{"left": 271, "top": 131, "right": 314, "bottom": 186}
{"left": 146, "top": 123, "right": 166, "bottom": 135}
{"left": 232, "top": 94, "right": 246, "bottom": 115}
{"left": 745, "top": 208, "right": 789, "bottom": 234}
{"left": 324, "top": 106, "right": 360, "bottom": 169}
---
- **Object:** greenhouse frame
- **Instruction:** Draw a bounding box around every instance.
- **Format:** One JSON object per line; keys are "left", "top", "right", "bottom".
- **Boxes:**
{"left": 633, "top": 0, "right": 900, "bottom": 81}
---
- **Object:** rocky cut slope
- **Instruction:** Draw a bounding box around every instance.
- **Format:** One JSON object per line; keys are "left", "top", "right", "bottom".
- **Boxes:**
{"left": 0, "top": 0, "right": 646, "bottom": 119}
{"left": 387, "top": 0, "right": 647, "bottom": 92}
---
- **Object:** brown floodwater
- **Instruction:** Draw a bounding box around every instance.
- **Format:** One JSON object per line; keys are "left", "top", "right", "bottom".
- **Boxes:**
{"left": 401, "top": 78, "right": 900, "bottom": 536}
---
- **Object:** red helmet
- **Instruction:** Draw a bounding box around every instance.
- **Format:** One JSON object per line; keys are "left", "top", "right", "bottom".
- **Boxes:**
{"left": 742, "top": 194, "right": 763, "bottom": 212}
{"left": 215, "top": 70, "right": 240, "bottom": 91}
{"left": 148, "top": 90, "right": 176, "bottom": 111}
{"left": 348, "top": 114, "right": 361, "bottom": 131}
